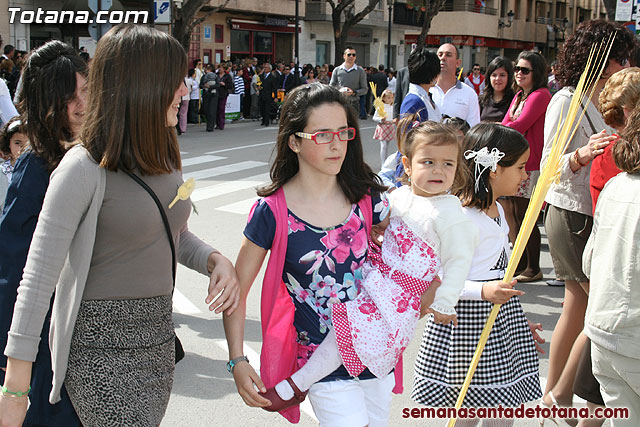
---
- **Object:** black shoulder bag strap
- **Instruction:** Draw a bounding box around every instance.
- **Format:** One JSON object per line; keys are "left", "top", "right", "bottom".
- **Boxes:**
{"left": 123, "top": 170, "right": 185, "bottom": 363}
{"left": 571, "top": 87, "right": 598, "bottom": 135}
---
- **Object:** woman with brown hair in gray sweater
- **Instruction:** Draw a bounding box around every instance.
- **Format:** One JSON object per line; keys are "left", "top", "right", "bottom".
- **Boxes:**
{"left": 0, "top": 25, "right": 240, "bottom": 426}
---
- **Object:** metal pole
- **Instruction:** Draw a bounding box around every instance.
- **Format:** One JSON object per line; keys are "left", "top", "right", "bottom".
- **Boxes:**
{"left": 387, "top": 2, "right": 392, "bottom": 69}
{"left": 295, "top": 0, "right": 300, "bottom": 78}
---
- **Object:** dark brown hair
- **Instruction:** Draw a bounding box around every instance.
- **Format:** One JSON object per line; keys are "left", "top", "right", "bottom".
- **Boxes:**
{"left": 556, "top": 20, "right": 636, "bottom": 88}
{"left": 18, "top": 40, "right": 87, "bottom": 172}
{"left": 618, "top": 107, "right": 640, "bottom": 174}
{"left": 480, "top": 56, "right": 515, "bottom": 108}
{"left": 396, "top": 114, "right": 467, "bottom": 193}
{"left": 511, "top": 51, "right": 548, "bottom": 114}
{"left": 457, "top": 123, "right": 529, "bottom": 210}
{"left": 0, "top": 117, "right": 24, "bottom": 157}
{"left": 82, "top": 25, "right": 186, "bottom": 174}
{"left": 257, "top": 83, "right": 386, "bottom": 203}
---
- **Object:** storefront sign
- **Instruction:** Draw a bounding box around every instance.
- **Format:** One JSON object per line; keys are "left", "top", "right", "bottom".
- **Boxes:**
{"left": 405, "top": 34, "right": 533, "bottom": 50}
{"left": 347, "top": 28, "right": 373, "bottom": 43}
{"left": 264, "top": 17, "right": 289, "bottom": 26}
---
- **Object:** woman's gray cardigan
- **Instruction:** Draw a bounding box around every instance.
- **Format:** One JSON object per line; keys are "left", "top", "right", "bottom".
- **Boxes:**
{"left": 5, "top": 145, "right": 214, "bottom": 403}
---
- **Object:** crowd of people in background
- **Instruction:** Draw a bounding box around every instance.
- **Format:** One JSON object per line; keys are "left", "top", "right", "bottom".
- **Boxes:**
{"left": 0, "top": 18, "right": 639, "bottom": 427}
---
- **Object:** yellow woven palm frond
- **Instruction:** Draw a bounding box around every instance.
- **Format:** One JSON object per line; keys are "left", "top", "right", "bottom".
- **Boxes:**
{"left": 369, "top": 81, "right": 387, "bottom": 119}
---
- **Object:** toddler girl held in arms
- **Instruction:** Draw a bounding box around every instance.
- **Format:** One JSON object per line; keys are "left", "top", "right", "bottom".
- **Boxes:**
{"left": 269, "top": 117, "right": 479, "bottom": 408}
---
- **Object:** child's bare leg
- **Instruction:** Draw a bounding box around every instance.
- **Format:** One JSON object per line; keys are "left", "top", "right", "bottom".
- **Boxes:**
{"left": 380, "top": 140, "right": 390, "bottom": 167}
{"left": 275, "top": 328, "right": 343, "bottom": 400}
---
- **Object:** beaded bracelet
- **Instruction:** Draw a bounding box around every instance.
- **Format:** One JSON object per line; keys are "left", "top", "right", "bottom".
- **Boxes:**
{"left": 1, "top": 385, "right": 30, "bottom": 398}
{"left": 573, "top": 148, "right": 589, "bottom": 167}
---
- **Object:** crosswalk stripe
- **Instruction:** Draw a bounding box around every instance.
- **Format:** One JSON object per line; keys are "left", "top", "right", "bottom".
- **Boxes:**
{"left": 183, "top": 160, "right": 267, "bottom": 181}
{"left": 216, "top": 197, "right": 259, "bottom": 215}
{"left": 182, "top": 155, "right": 225, "bottom": 167}
{"left": 206, "top": 141, "right": 275, "bottom": 155}
{"left": 191, "top": 173, "right": 270, "bottom": 202}
{"left": 213, "top": 339, "right": 318, "bottom": 422}
{"left": 173, "top": 288, "right": 201, "bottom": 314}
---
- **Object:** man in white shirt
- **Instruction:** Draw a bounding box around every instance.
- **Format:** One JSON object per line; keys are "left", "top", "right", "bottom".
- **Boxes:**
{"left": 429, "top": 43, "right": 480, "bottom": 127}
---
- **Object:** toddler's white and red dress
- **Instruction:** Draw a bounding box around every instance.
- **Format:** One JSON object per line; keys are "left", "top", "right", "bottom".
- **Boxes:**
{"left": 331, "top": 186, "right": 477, "bottom": 378}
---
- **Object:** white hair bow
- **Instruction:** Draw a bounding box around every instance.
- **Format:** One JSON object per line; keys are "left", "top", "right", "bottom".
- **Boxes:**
{"left": 464, "top": 147, "right": 505, "bottom": 193}
{"left": 7, "top": 120, "right": 21, "bottom": 132}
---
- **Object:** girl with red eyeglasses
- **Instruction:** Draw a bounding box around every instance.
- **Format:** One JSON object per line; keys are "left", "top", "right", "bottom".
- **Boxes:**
{"left": 224, "top": 83, "right": 406, "bottom": 426}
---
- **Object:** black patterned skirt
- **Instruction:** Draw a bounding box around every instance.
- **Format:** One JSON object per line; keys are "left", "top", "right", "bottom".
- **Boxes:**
{"left": 65, "top": 295, "right": 175, "bottom": 427}
{"left": 411, "top": 298, "right": 541, "bottom": 407}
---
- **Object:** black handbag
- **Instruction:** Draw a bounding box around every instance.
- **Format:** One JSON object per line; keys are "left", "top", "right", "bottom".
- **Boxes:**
{"left": 124, "top": 170, "right": 185, "bottom": 364}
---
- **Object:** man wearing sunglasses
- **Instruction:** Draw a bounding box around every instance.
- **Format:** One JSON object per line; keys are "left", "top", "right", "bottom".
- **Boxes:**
{"left": 429, "top": 43, "right": 481, "bottom": 127}
{"left": 330, "top": 47, "right": 368, "bottom": 118}
{"left": 464, "top": 63, "right": 485, "bottom": 96}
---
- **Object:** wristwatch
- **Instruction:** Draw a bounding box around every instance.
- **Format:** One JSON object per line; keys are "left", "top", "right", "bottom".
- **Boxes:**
{"left": 226, "top": 356, "right": 249, "bottom": 373}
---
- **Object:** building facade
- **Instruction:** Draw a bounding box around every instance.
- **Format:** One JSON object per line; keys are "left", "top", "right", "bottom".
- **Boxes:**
{"left": 400, "top": 0, "right": 611, "bottom": 69}
{"left": 0, "top": 0, "right": 623, "bottom": 71}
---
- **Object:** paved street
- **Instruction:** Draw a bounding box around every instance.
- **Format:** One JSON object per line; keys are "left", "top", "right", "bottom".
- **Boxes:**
{"left": 162, "top": 118, "right": 573, "bottom": 426}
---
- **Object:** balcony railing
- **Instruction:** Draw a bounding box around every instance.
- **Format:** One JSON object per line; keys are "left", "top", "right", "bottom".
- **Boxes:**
{"left": 440, "top": 1, "right": 498, "bottom": 16}
{"left": 536, "top": 17, "right": 567, "bottom": 24}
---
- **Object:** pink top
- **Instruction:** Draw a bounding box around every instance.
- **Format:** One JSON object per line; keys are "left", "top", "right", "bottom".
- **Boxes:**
{"left": 254, "top": 187, "right": 402, "bottom": 423}
{"left": 502, "top": 88, "right": 552, "bottom": 172}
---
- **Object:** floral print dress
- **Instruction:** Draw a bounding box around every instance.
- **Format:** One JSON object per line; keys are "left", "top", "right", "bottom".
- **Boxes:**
{"left": 244, "top": 193, "right": 389, "bottom": 382}
{"left": 332, "top": 215, "right": 440, "bottom": 379}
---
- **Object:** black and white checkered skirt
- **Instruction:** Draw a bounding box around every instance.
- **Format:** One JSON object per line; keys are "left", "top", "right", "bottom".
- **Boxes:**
{"left": 411, "top": 298, "right": 541, "bottom": 407}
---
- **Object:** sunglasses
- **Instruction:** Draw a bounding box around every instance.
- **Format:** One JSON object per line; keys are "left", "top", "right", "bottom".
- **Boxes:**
{"left": 346, "top": 53, "right": 357, "bottom": 57}
{"left": 515, "top": 66, "right": 532, "bottom": 75}
{"left": 295, "top": 128, "right": 356, "bottom": 145}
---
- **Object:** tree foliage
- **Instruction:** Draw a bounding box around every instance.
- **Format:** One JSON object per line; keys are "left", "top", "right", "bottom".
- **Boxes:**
{"left": 414, "top": 0, "right": 448, "bottom": 47}
{"left": 326, "top": 0, "right": 380, "bottom": 65}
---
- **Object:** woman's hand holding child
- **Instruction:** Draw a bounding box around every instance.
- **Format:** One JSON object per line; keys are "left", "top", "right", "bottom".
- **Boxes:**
{"left": 206, "top": 252, "right": 241, "bottom": 314}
